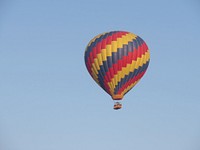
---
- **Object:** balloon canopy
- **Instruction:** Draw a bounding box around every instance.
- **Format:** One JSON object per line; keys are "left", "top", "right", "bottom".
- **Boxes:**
{"left": 84, "top": 31, "right": 150, "bottom": 101}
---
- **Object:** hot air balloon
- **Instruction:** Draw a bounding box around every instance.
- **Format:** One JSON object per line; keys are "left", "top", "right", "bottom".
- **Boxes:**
{"left": 84, "top": 31, "right": 150, "bottom": 110}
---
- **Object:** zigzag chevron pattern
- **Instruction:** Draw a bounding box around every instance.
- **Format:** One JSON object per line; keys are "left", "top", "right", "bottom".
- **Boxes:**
{"left": 84, "top": 31, "right": 150, "bottom": 100}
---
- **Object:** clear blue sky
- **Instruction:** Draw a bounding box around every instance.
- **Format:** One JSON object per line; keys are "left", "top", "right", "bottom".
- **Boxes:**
{"left": 0, "top": 0, "right": 200, "bottom": 150}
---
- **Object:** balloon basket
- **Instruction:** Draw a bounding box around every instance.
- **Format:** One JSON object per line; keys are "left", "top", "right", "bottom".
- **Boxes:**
{"left": 113, "top": 101, "right": 122, "bottom": 110}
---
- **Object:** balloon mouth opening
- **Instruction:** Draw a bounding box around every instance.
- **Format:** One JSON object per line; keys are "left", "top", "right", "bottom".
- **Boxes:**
{"left": 112, "top": 94, "right": 123, "bottom": 100}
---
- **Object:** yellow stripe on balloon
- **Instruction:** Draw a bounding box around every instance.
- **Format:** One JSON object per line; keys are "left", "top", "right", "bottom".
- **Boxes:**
{"left": 109, "top": 51, "right": 150, "bottom": 88}
{"left": 91, "top": 65, "right": 98, "bottom": 80}
{"left": 121, "top": 80, "right": 140, "bottom": 96}
{"left": 86, "top": 32, "right": 108, "bottom": 48}
{"left": 89, "top": 33, "right": 137, "bottom": 83}
{"left": 111, "top": 33, "right": 137, "bottom": 52}
{"left": 108, "top": 82, "right": 114, "bottom": 96}
{"left": 106, "top": 45, "right": 112, "bottom": 57}
{"left": 94, "top": 59, "right": 100, "bottom": 70}
{"left": 101, "top": 49, "right": 107, "bottom": 62}
{"left": 97, "top": 53, "right": 103, "bottom": 66}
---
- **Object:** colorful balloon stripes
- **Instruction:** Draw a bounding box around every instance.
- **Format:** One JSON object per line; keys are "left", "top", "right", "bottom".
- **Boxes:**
{"left": 84, "top": 31, "right": 150, "bottom": 100}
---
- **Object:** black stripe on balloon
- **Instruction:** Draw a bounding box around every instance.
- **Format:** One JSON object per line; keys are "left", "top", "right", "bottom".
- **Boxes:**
{"left": 96, "top": 36, "right": 142, "bottom": 78}
{"left": 84, "top": 31, "right": 117, "bottom": 63}
{"left": 110, "top": 36, "right": 141, "bottom": 65}
{"left": 96, "top": 36, "right": 142, "bottom": 91}
{"left": 96, "top": 39, "right": 139, "bottom": 93}
{"left": 117, "top": 36, "right": 143, "bottom": 94}
{"left": 125, "top": 36, "right": 146, "bottom": 91}
{"left": 114, "top": 60, "right": 150, "bottom": 95}
{"left": 117, "top": 43, "right": 129, "bottom": 94}
{"left": 85, "top": 33, "right": 116, "bottom": 94}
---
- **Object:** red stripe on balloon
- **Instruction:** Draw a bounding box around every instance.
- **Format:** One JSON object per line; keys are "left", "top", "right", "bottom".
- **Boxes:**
{"left": 103, "top": 42, "right": 147, "bottom": 83}
{"left": 102, "top": 42, "right": 148, "bottom": 95}
{"left": 117, "top": 69, "right": 147, "bottom": 95}
{"left": 86, "top": 32, "right": 128, "bottom": 70}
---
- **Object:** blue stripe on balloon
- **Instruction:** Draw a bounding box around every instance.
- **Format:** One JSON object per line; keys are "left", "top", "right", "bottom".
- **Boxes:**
{"left": 84, "top": 31, "right": 117, "bottom": 63}
{"left": 114, "top": 60, "right": 149, "bottom": 95}
{"left": 96, "top": 36, "right": 143, "bottom": 83}
{"left": 96, "top": 37, "right": 143, "bottom": 94}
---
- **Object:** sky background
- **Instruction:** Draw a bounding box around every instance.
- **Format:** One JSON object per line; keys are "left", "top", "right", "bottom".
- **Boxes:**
{"left": 0, "top": 0, "right": 200, "bottom": 150}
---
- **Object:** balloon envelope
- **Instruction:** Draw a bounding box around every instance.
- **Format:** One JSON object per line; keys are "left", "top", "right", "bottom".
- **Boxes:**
{"left": 84, "top": 31, "right": 150, "bottom": 100}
